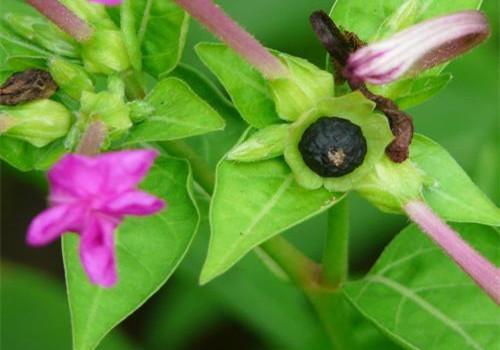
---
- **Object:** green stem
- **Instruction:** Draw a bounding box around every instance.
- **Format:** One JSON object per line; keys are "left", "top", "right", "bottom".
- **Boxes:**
{"left": 321, "top": 197, "right": 349, "bottom": 287}
{"left": 160, "top": 140, "right": 216, "bottom": 194}
{"left": 122, "top": 70, "right": 146, "bottom": 100}
{"left": 260, "top": 236, "right": 319, "bottom": 290}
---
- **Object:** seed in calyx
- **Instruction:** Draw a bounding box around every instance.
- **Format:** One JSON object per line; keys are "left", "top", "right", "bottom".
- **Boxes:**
{"left": 298, "top": 116, "right": 367, "bottom": 177}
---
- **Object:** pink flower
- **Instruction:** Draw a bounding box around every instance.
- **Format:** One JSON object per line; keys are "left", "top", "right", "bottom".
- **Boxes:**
{"left": 27, "top": 150, "right": 165, "bottom": 288}
{"left": 345, "top": 10, "right": 490, "bottom": 85}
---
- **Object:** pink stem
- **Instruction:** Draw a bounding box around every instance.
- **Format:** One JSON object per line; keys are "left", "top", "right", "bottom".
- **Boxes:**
{"left": 26, "top": 0, "right": 93, "bottom": 42}
{"left": 405, "top": 200, "right": 500, "bottom": 304}
{"left": 174, "top": 0, "right": 288, "bottom": 79}
{"left": 76, "top": 121, "right": 107, "bottom": 156}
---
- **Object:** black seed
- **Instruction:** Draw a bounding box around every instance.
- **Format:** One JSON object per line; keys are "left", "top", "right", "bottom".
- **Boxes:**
{"left": 298, "top": 116, "right": 367, "bottom": 177}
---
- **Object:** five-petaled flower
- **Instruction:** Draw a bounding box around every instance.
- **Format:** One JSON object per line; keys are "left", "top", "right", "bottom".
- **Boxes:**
{"left": 27, "top": 150, "right": 165, "bottom": 288}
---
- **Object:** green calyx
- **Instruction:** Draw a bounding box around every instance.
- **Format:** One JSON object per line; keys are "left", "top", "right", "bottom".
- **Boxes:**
{"left": 48, "top": 57, "right": 94, "bottom": 100}
{"left": 79, "top": 90, "right": 131, "bottom": 138}
{"left": 284, "top": 92, "right": 393, "bottom": 192}
{"left": 81, "top": 29, "right": 131, "bottom": 74}
{"left": 0, "top": 100, "right": 71, "bottom": 147}
{"left": 268, "top": 54, "right": 334, "bottom": 122}
{"left": 355, "top": 156, "right": 426, "bottom": 213}
{"left": 227, "top": 124, "right": 289, "bottom": 162}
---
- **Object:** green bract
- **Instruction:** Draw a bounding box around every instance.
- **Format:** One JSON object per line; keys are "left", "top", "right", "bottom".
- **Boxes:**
{"left": 269, "top": 54, "right": 334, "bottom": 121}
{"left": 227, "top": 124, "right": 289, "bottom": 162}
{"left": 0, "top": 100, "right": 71, "bottom": 147}
{"left": 80, "top": 91, "right": 132, "bottom": 136}
{"left": 284, "top": 92, "right": 393, "bottom": 192}
{"left": 81, "top": 29, "right": 131, "bottom": 74}
{"left": 356, "top": 156, "right": 425, "bottom": 213}
{"left": 48, "top": 57, "right": 94, "bottom": 100}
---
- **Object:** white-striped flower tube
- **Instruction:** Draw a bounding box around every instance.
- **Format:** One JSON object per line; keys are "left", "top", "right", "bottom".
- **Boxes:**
{"left": 345, "top": 10, "right": 490, "bottom": 85}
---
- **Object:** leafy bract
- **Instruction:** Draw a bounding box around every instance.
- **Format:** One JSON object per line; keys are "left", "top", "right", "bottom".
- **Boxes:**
{"left": 196, "top": 42, "right": 281, "bottom": 128}
{"left": 0, "top": 137, "right": 66, "bottom": 171}
{"left": 62, "top": 155, "right": 199, "bottom": 350}
{"left": 345, "top": 223, "right": 500, "bottom": 350}
{"left": 124, "top": 77, "right": 225, "bottom": 145}
{"left": 201, "top": 156, "right": 342, "bottom": 283}
{"left": 411, "top": 134, "right": 500, "bottom": 226}
{"left": 132, "top": 0, "right": 188, "bottom": 77}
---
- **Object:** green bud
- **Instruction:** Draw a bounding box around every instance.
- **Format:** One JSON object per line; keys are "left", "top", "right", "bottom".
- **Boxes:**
{"left": 81, "top": 29, "right": 131, "bottom": 74}
{"left": 0, "top": 100, "right": 71, "bottom": 147}
{"left": 227, "top": 124, "right": 289, "bottom": 162}
{"left": 128, "top": 100, "right": 155, "bottom": 123}
{"left": 80, "top": 91, "right": 131, "bottom": 135}
{"left": 355, "top": 156, "right": 425, "bottom": 213}
{"left": 3, "top": 13, "right": 80, "bottom": 58}
{"left": 107, "top": 75, "right": 125, "bottom": 100}
{"left": 284, "top": 92, "right": 393, "bottom": 192}
{"left": 268, "top": 53, "right": 334, "bottom": 121}
{"left": 48, "top": 57, "right": 94, "bottom": 100}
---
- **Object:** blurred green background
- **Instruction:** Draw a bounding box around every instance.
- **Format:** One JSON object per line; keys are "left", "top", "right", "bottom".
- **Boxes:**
{"left": 1, "top": 1, "right": 498, "bottom": 349}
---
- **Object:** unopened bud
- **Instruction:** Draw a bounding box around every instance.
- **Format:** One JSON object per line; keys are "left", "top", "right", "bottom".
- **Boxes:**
{"left": 80, "top": 91, "right": 131, "bottom": 134}
{"left": 0, "top": 100, "right": 71, "bottom": 147}
{"left": 81, "top": 29, "right": 131, "bottom": 74}
{"left": 48, "top": 57, "right": 94, "bottom": 100}
{"left": 268, "top": 54, "right": 333, "bottom": 121}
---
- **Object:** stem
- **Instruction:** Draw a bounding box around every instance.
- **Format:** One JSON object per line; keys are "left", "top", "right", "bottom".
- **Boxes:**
{"left": 174, "top": 0, "right": 288, "bottom": 79}
{"left": 121, "top": 70, "right": 146, "bottom": 100}
{"left": 405, "top": 200, "right": 500, "bottom": 304}
{"left": 260, "top": 236, "right": 319, "bottom": 290}
{"left": 26, "top": 0, "right": 93, "bottom": 42}
{"left": 76, "top": 120, "right": 107, "bottom": 156}
{"left": 321, "top": 197, "right": 349, "bottom": 287}
{"left": 160, "top": 140, "right": 216, "bottom": 194}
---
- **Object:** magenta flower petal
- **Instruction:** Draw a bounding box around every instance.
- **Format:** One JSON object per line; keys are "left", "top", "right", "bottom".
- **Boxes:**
{"left": 27, "top": 204, "right": 84, "bottom": 246}
{"left": 101, "top": 190, "right": 166, "bottom": 217}
{"left": 345, "top": 11, "right": 490, "bottom": 84}
{"left": 80, "top": 215, "right": 118, "bottom": 288}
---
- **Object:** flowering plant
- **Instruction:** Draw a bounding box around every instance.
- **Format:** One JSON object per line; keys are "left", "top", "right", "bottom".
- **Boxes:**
{"left": 1, "top": 0, "right": 498, "bottom": 349}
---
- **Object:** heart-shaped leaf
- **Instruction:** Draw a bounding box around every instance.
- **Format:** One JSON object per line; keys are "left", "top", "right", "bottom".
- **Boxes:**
{"left": 0, "top": 137, "right": 66, "bottom": 171}
{"left": 411, "top": 134, "right": 500, "bottom": 226}
{"left": 201, "top": 156, "right": 342, "bottom": 283}
{"left": 62, "top": 154, "right": 199, "bottom": 350}
{"left": 345, "top": 223, "right": 500, "bottom": 350}
{"left": 124, "top": 77, "right": 225, "bottom": 145}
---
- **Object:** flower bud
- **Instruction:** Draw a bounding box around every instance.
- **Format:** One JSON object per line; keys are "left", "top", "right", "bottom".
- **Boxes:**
{"left": 268, "top": 54, "right": 333, "bottom": 121}
{"left": 128, "top": 100, "right": 155, "bottom": 123}
{"left": 80, "top": 91, "right": 131, "bottom": 135}
{"left": 81, "top": 29, "right": 131, "bottom": 74}
{"left": 3, "top": 13, "right": 80, "bottom": 58}
{"left": 0, "top": 100, "right": 71, "bottom": 147}
{"left": 345, "top": 11, "right": 490, "bottom": 85}
{"left": 59, "top": 0, "right": 110, "bottom": 26}
{"left": 48, "top": 57, "right": 94, "bottom": 100}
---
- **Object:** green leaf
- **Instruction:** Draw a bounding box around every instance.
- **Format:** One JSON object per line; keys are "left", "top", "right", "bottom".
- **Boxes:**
{"left": 1, "top": 263, "right": 135, "bottom": 350}
{"left": 330, "top": 0, "right": 481, "bottom": 106}
{"left": 124, "top": 77, "right": 225, "bottom": 145}
{"left": 410, "top": 134, "right": 500, "bottom": 226}
{"left": 201, "top": 156, "right": 342, "bottom": 283}
{"left": 0, "top": 136, "right": 66, "bottom": 171}
{"left": 62, "top": 154, "right": 199, "bottom": 350}
{"left": 345, "top": 223, "right": 500, "bottom": 350}
{"left": 133, "top": 0, "right": 188, "bottom": 77}
{"left": 390, "top": 73, "right": 453, "bottom": 110}
{"left": 196, "top": 42, "right": 281, "bottom": 128}
{"left": 170, "top": 63, "right": 247, "bottom": 168}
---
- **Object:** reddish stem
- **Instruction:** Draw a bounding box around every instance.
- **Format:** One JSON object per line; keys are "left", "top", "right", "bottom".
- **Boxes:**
{"left": 26, "top": 0, "right": 93, "bottom": 42}
{"left": 76, "top": 120, "right": 107, "bottom": 156}
{"left": 175, "top": 0, "right": 287, "bottom": 79}
{"left": 405, "top": 200, "right": 500, "bottom": 304}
